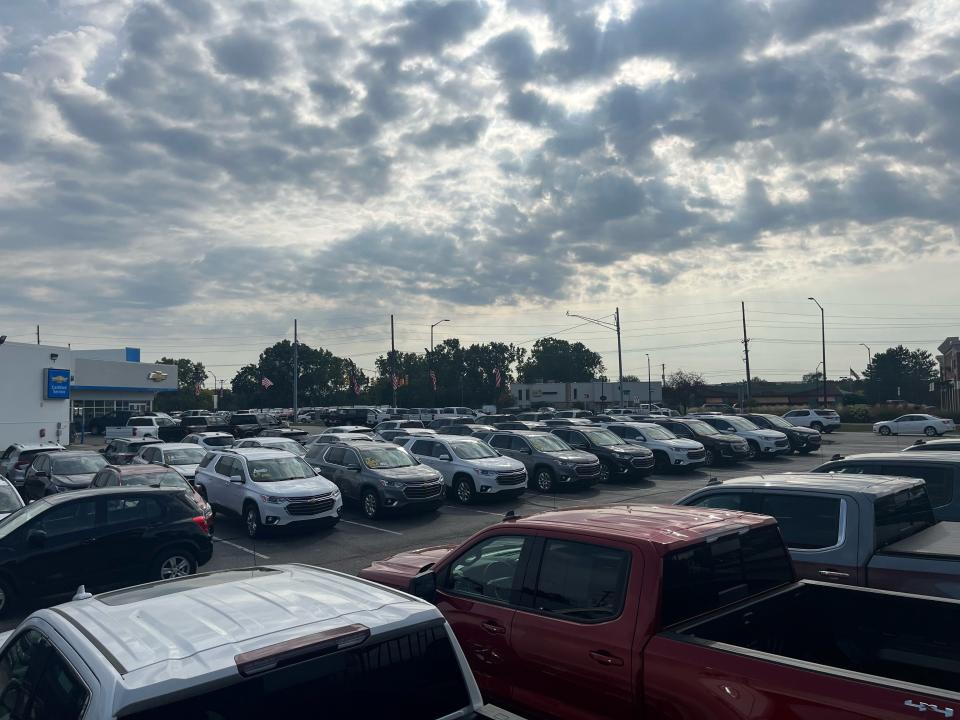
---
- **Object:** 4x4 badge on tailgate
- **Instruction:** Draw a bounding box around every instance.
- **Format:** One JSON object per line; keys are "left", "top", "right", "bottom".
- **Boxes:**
{"left": 905, "top": 700, "right": 955, "bottom": 717}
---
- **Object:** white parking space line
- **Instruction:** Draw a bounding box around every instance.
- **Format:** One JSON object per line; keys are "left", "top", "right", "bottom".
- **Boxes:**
{"left": 341, "top": 520, "right": 403, "bottom": 535}
{"left": 439, "top": 507, "right": 503, "bottom": 517}
{"left": 216, "top": 538, "right": 270, "bottom": 560}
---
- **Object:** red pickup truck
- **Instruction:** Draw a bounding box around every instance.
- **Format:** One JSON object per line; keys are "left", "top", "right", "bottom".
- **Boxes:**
{"left": 360, "top": 505, "right": 960, "bottom": 720}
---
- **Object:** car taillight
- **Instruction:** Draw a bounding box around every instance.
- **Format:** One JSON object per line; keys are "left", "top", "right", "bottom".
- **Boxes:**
{"left": 191, "top": 515, "right": 210, "bottom": 534}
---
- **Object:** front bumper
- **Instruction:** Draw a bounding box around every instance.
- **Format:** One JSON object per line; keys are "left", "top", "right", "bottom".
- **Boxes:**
{"left": 261, "top": 495, "right": 343, "bottom": 526}
{"left": 790, "top": 434, "right": 822, "bottom": 452}
{"left": 477, "top": 469, "right": 527, "bottom": 495}
{"left": 381, "top": 480, "right": 445, "bottom": 510}
{"left": 718, "top": 444, "right": 751, "bottom": 461}
{"left": 558, "top": 463, "right": 601, "bottom": 485}
{"left": 611, "top": 456, "right": 655, "bottom": 477}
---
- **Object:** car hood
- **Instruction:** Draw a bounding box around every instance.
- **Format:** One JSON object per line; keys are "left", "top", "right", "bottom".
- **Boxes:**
{"left": 790, "top": 426, "right": 820, "bottom": 437}
{"left": 663, "top": 438, "right": 704, "bottom": 450}
{"left": 549, "top": 451, "right": 597, "bottom": 464}
{"left": 607, "top": 445, "right": 653, "bottom": 458}
{"left": 472, "top": 457, "right": 525, "bottom": 472}
{"left": 359, "top": 545, "right": 455, "bottom": 588}
{"left": 375, "top": 466, "right": 442, "bottom": 482}
{"left": 751, "top": 429, "right": 787, "bottom": 440}
{"left": 53, "top": 473, "right": 96, "bottom": 488}
{"left": 257, "top": 476, "right": 338, "bottom": 495}
{"left": 171, "top": 464, "right": 199, "bottom": 478}
{"left": 713, "top": 433, "right": 745, "bottom": 444}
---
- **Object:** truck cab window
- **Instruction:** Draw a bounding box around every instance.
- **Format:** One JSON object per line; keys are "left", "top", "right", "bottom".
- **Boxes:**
{"left": 0, "top": 629, "right": 88, "bottom": 719}
{"left": 533, "top": 539, "right": 630, "bottom": 622}
{"left": 445, "top": 535, "right": 527, "bottom": 604}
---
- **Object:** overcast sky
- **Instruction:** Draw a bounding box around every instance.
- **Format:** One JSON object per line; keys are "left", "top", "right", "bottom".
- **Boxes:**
{"left": 1, "top": 0, "right": 958, "bottom": 386}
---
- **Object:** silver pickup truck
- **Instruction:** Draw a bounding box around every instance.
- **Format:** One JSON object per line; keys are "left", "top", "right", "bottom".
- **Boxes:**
{"left": 678, "top": 473, "right": 960, "bottom": 599}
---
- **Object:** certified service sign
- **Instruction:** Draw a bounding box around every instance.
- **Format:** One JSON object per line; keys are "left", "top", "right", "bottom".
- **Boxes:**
{"left": 46, "top": 368, "right": 71, "bottom": 399}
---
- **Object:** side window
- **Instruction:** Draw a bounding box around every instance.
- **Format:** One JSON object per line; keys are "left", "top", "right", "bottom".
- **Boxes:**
{"left": 633, "top": 430, "right": 647, "bottom": 441}
{"left": 198, "top": 453, "right": 214, "bottom": 468}
{"left": 882, "top": 465, "right": 954, "bottom": 508}
{"left": 410, "top": 440, "right": 434, "bottom": 456}
{"left": 0, "top": 629, "right": 88, "bottom": 719}
{"left": 533, "top": 539, "right": 631, "bottom": 622}
{"left": 607, "top": 426, "right": 626, "bottom": 438}
{"left": 444, "top": 535, "right": 527, "bottom": 603}
{"left": 432, "top": 443, "right": 451, "bottom": 459}
{"left": 568, "top": 432, "right": 587, "bottom": 447}
{"left": 714, "top": 421, "right": 733, "bottom": 431}
{"left": 343, "top": 449, "right": 361, "bottom": 468}
{"left": 103, "top": 472, "right": 120, "bottom": 488}
{"left": 688, "top": 493, "right": 747, "bottom": 511}
{"left": 509, "top": 437, "right": 531, "bottom": 453}
{"left": 755, "top": 493, "right": 842, "bottom": 550}
{"left": 106, "top": 496, "right": 163, "bottom": 525}
{"left": 33, "top": 500, "right": 97, "bottom": 538}
{"left": 551, "top": 430, "right": 569, "bottom": 442}
{"left": 825, "top": 463, "right": 868, "bottom": 475}
{"left": 489, "top": 435, "right": 511, "bottom": 450}
{"left": 324, "top": 447, "right": 346, "bottom": 465}
{"left": 214, "top": 456, "right": 236, "bottom": 477}
{"left": 671, "top": 425, "right": 692, "bottom": 438}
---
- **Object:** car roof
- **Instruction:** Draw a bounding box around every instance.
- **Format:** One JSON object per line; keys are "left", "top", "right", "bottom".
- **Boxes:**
{"left": 45, "top": 450, "right": 101, "bottom": 459}
{"left": 115, "top": 437, "right": 162, "bottom": 445}
{"left": 39, "top": 486, "right": 183, "bottom": 505}
{"left": 490, "top": 430, "right": 551, "bottom": 436}
{"left": 221, "top": 448, "right": 293, "bottom": 460}
{"left": 509, "top": 504, "right": 775, "bottom": 553}
{"left": 9, "top": 443, "right": 64, "bottom": 451}
{"left": 251, "top": 437, "right": 300, "bottom": 445}
{"left": 827, "top": 452, "right": 960, "bottom": 464}
{"left": 190, "top": 432, "right": 233, "bottom": 438}
{"left": 150, "top": 443, "right": 201, "bottom": 451}
{"left": 692, "top": 472, "right": 924, "bottom": 496}
{"left": 338, "top": 440, "right": 397, "bottom": 449}
{"left": 907, "top": 439, "right": 960, "bottom": 448}
{"left": 46, "top": 564, "right": 439, "bottom": 690}
{"left": 112, "top": 464, "right": 173, "bottom": 476}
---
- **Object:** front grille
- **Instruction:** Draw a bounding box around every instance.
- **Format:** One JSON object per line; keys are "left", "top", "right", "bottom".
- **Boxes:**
{"left": 575, "top": 462, "right": 601, "bottom": 477}
{"left": 687, "top": 449, "right": 706, "bottom": 460}
{"left": 496, "top": 471, "right": 526, "bottom": 486}
{"left": 774, "top": 439, "right": 789, "bottom": 448}
{"left": 630, "top": 456, "right": 655, "bottom": 469}
{"left": 404, "top": 482, "right": 443, "bottom": 499}
{"left": 286, "top": 495, "right": 336, "bottom": 515}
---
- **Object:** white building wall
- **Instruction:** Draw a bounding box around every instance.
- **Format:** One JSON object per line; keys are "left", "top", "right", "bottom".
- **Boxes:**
{"left": 0, "top": 342, "right": 72, "bottom": 448}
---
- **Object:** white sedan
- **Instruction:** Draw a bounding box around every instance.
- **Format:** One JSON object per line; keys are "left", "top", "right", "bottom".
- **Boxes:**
{"left": 873, "top": 414, "right": 956, "bottom": 437}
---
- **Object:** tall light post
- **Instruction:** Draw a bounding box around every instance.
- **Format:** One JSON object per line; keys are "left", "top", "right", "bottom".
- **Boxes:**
{"left": 808, "top": 297, "right": 827, "bottom": 406}
{"left": 646, "top": 353, "right": 652, "bottom": 409}
{"left": 859, "top": 343, "right": 871, "bottom": 369}
{"left": 430, "top": 319, "right": 450, "bottom": 352}
{"left": 566, "top": 308, "right": 624, "bottom": 406}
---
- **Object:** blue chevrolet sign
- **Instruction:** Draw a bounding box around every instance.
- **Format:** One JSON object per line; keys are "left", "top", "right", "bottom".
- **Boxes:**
{"left": 46, "top": 368, "right": 70, "bottom": 399}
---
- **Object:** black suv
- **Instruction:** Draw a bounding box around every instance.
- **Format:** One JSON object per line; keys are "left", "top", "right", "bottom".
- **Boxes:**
{"left": 0, "top": 487, "right": 213, "bottom": 616}
{"left": 101, "top": 437, "right": 163, "bottom": 465}
{"left": 229, "top": 412, "right": 284, "bottom": 438}
{"left": 326, "top": 408, "right": 372, "bottom": 427}
{"left": 651, "top": 418, "right": 750, "bottom": 467}
{"left": 740, "top": 413, "right": 822, "bottom": 455}
{"left": 549, "top": 426, "right": 655, "bottom": 481}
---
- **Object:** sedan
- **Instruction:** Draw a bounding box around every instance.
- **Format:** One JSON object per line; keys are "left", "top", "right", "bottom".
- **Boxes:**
{"left": 183, "top": 432, "right": 236, "bottom": 452}
{"left": 22, "top": 451, "right": 109, "bottom": 500}
{"left": 874, "top": 414, "right": 956, "bottom": 437}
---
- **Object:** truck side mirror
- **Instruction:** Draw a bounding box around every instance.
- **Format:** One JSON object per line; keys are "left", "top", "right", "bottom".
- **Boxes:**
{"left": 408, "top": 569, "right": 437, "bottom": 603}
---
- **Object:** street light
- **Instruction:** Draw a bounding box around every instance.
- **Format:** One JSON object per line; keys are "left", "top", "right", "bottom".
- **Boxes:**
{"left": 566, "top": 308, "right": 624, "bottom": 406}
{"left": 808, "top": 297, "right": 827, "bottom": 406}
{"left": 860, "top": 343, "right": 871, "bottom": 369}
{"left": 430, "top": 319, "right": 450, "bottom": 352}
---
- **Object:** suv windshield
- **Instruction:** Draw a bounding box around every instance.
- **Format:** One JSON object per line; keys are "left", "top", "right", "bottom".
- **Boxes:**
{"left": 725, "top": 417, "right": 760, "bottom": 432}
{"left": 875, "top": 484, "right": 935, "bottom": 549}
{"left": 528, "top": 435, "right": 571, "bottom": 453}
{"left": 450, "top": 441, "right": 498, "bottom": 460}
{"left": 683, "top": 420, "right": 720, "bottom": 436}
{"left": 640, "top": 426, "right": 675, "bottom": 440}
{"left": 125, "top": 471, "right": 189, "bottom": 489}
{"left": 0, "top": 486, "right": 21, "bottom": 513}
{"left": 203, "top": 436, "right": 234, "bottom": 447}
{"left": 52, "top": 455, "right": 107, "bottom": 475}
{"left": 582, "top": 429, "right": 625, "bottom": 446}
{"left": 247, "top": 457, "right": 316, "bottom": 482}
{"left": 759, "top": 415, "right": 793, "bottom": 429}
{"left": 265, "top": 441, "right": 306, "bottom": 457}
{"left": 360, "top": 447, "right": 417, "bottom": 469}
{"left": 165, "top": 448, "right": 208, "bottom": 465}
{"left": 232, "top": 415, "right": 257, "bottom": 423}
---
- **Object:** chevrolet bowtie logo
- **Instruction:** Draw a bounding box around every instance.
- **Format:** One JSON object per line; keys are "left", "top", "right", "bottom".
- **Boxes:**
{"left": 50, "top": 375, "right": 68, "bottom": 384}
{"left": 148, "top": 371, "right": 168, "bottom": 382}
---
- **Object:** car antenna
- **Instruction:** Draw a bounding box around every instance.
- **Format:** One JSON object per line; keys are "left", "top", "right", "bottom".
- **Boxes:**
{"left": 503, "top": 510, "right": 522, "bottom": 522}
{"left": 707, "top": 476, "right": 722, "bottom": 485}
{"left": 72, "top": 585, "right": 93, "bottom": 602}
{"left": 830, "top": 454, "right": 844, "bottom": 461}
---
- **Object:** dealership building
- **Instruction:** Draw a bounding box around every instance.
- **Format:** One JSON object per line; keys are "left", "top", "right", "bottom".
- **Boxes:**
{"left": 512, "top": 381, "right": 663, "bottom": 410}
{"left": 0, "top": 341, "right": 177, "bottom": 449}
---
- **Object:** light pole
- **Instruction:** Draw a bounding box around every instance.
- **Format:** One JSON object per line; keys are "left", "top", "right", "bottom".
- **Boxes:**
{"left": 566, "top": 308, "right": 624, "bottom": 406}
{"left": 859, "top": 343, "right": 871, "bottom": 369}
{"left": 808, "top": 297, "right": 827, "bottom": 406}
{"left": 646, "top": 353, "right": 652, "bottom": 409}
{"left": 430, "top": 319, "right": 450, "bottom": 352}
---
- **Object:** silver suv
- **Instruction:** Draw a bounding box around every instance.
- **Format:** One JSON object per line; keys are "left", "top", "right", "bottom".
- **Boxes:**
{"left": 194, "top": 448, "right": 341, "bottom": 538}
{"left": 402, "top": 435, "right": 527, "bottom": 504}
{"left": 307, "top": 441, "right": 444, "bottom": 519}
{"left": 481, "top": 431, "right": 601, "bottom": 492}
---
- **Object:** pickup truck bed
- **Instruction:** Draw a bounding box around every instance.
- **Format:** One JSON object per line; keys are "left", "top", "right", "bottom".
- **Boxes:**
{"left": 647, "top": 581, "right": 959, "bottom": 717}
{"left": 867, "top": 522, "right": 960, "bottom": 598}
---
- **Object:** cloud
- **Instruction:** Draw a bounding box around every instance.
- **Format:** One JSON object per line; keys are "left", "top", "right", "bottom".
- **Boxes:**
{"left": 208, "top": 30, "right": 284, "bottom": 79}
{"left": 406, "top": 114, "right": 489, "bottom": 149}
{"left": 392, "top": 0, "right": 489, "bottom": 56}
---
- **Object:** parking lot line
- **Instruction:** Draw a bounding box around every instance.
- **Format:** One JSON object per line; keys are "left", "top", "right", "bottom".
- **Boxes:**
{"left": 216, "top": 538, "right": 270, "bottom": 560}
{"left": 439, "top": 507, "right": 503, "bottom": 517}
{"left": 341, "top": 520, "right": 403, "bottom": 535}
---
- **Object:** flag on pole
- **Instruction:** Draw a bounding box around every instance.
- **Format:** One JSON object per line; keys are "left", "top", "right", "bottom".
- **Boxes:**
{"left": 391, "top": 374, "right": 399, "bottom": 390}
{"left": 430, "top": 370, "right": 437, "bottom": 390}
{"left": 261, "top": 377, "right": 274, "bottom": 389}
{"left": 850, "top": 368, "right": 861, "bottom": 380}
{"left": 194, "top": 381, "right": 201, "bottom": 397}
{"left": 493, "top": 368, "right": 502, "bottom": 388}
{"left": 351, "top": 374, "right": 361, "bottom": 396}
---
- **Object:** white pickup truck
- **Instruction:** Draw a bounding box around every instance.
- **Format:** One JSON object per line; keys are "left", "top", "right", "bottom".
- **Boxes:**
{"left": 104, "top": 415, "right": 178, "bottom": 440}
{"left": 0, "top": 564, "right": 525, "bottom": 719}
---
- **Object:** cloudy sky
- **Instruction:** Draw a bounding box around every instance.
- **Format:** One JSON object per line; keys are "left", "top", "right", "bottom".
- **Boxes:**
{"left": 1, "top": 0, "right": 958, "bottom": 386}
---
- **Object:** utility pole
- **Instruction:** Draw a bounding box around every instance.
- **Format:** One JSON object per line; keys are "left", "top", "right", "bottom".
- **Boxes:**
{"left": 36, "top": 325, "right": 40, "bottom": 345}
{"left": 390, "top": 314, "right": 397, "bottom": 408}
{"left": 646, "top": 353, "right": 652, "bottom": 408}
{"left": 661, "top": 363, "right": 666, "bottom": 385}
{"left": 741, "top": 301, "right": 752, "bottom": 404}
{"left": 567, "top": 308, "right": 624, "bottom": 406}
{"left": 809, "top": 297, "right": 827, "bottom": 405}
{"left": 293, "top": 319, "right": 299, "bottom": 420}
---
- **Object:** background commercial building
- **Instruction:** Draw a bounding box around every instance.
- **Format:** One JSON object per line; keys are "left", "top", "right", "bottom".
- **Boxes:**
{"left": 512, "top": 381, "right": 662, "bottom": 410}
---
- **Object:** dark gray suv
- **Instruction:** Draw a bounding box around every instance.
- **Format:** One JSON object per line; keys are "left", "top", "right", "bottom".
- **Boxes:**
{"left": 307, "top": 441, "right": 444, "bottom": 519}
{"left": 482, "top": 431, "right": 601, "bottom": 492}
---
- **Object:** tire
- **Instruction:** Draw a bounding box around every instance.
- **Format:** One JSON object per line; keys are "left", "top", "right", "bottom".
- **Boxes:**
{"left": 361, "top": 488, "right": 381, "bottom": 520}
{"left": 155, "top": 548, "right": 196, "bottom": 581}
{"left": 925, "top": 426, "right": 939, "bottom": 437}
{"left": 533, "top": 467, "right": 555, "bottom": 492}
{"left": 244, "top": 503, "right": 262, "bottom": 539}
{"left": 811, "top": 422, "right": 824, "bottom": 433}
{"left": 653, "top": 452, "right": 670, "bottom": 472}
{"left": 879, "top": 426, "right": 892, "bottom": 436}
{"left": 746, "top": 442, "right": 760, "bottom": 461}
{"left": 0, "top": 576, "right": 16, "bottom": 618}
{"left": 704, "top": 448, "right": 717, "bottom": 467}
{"left": 599, "top": 461, "right": 613, "bottom": 483}
{"left": 453, "top": 476, "right": 475, "bottom": 505}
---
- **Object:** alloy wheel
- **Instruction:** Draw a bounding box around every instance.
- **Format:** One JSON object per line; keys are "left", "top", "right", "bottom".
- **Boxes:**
{"left": 160, "top": 556, "right": 192, "bottom": 580}
{"left": 536, "top": 470, "right": 554, "bottom": 492}
{"left": 455, "top": 479, "right": 473, "bottom": 504}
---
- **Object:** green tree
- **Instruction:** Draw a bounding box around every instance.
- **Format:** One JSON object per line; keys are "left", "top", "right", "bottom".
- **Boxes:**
{"left": 517, "top": 338, "right": 603, "bottom": 383}
{"left": 863, "top": 346, "right": 938, "bottom": 403}
{"left": 664, "top": 370, "right": 706, "bottom": 414}
{"left": 154, "top": 357, "right": 209, "bottom": 410}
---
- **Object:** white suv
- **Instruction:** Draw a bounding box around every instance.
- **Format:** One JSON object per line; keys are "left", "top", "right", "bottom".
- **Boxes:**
{"left": 783, "top": 408, "right": 841, "bottom": 433}
{"left": 0, "top": 564, "right": 510, "bottom": 719}
{"left": 194, "top": 448, "right": 341, "bottom": 538}
{"left": 697, "top": 415, "right": 790, "bottom": 459}
{"left": 600, "top": 422, "right": 706, "bottom": 471}
{"left": 402, "top": 435, "right": 527, "bottom": 504}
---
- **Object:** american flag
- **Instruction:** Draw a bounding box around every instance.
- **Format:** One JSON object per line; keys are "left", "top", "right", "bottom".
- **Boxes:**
{"left": 493, "top": 368, "right": 502, "bottom": 388}
{"left": 194, "top": 381, "right": 201, "bottom": 397}
{"left": 391, "top": 374, "right": 399, "bottom": 390}
{"left": 429, "top": 370, "right": 437, "bottom": 390}
{"left": 351, "top": 374, "right": 361, "bottom": 396}
{"left": 261, "top": 377, "right": 274, "bottom": 390}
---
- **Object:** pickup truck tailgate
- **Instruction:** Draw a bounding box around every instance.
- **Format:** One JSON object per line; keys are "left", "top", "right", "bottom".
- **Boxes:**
{"left": 869, "top": 522, "right": 960, "bottom": 598}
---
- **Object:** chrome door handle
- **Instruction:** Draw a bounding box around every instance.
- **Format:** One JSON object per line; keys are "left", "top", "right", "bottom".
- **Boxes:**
{"left": 589, "top": 650, "right": 624, "bottom": 667}
{"left": 818, "top": 570, "right": 850, "bottom": 579}
{"left": 481, "top": 620, "right": 506, "bottom": 635}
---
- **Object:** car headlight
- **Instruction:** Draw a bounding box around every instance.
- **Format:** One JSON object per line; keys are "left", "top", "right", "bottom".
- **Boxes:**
{"left": 379, "top": 479, "right": 406, "bottom": 489}
{"left": 479, "top": 469, "right": 497, "bottom": 476}
{"left": 331, "top": 487, "right": 341, "bottom": 497}
{"left": 260, "top": 495, "right": 282, "bottom": 504}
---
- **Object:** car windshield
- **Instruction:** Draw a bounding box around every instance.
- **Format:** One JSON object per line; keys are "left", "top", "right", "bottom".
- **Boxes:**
{"left": 125, "top": 471, "right": 189, "bottom": 489}
{"left": 583, "top": 429, "right": 625, "bottom": 446}
{"left": 640, "top": 426, "right": 676, "bottom": 440}
{"left": 450, "top": 442, "right": 498, "bottom": 460}
{"left": 725, "top": 417, "right": 760, "bottom": 431}
{"left": 528, "top": 435, "right": 571, "bottom": 452}
{"left": 52, "top": 455, "right": 108, "bottom": 475}
{"left": 204, "top": 436, "right": 234, "bottom": 447}
{"left": 0, "top": 486, "right": 21, "bottom": 513}
{"left": 761, "top": 415, "right": 793, "bottom": 429}
{"left": 266, "top": 441, "right": 306, "bottom": 457}
{"left": 359, "top": 447, "right": 417, "bottom": 469}
{"left": 164, "top": 448, "right": 208, "bottom": 465}
{"left": 683, "top": 420, "right": 720, "bottom": 436}
{"left": 247, "top": 457, "right": 316, "bottom": 482}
